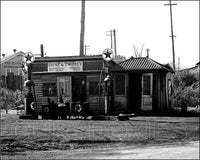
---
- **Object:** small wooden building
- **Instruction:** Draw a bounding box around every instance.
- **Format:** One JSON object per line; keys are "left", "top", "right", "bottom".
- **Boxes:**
{"left": 111, "top": 56, "right": 174, "bottom": 114}
{"left": 31, "top": 55, "right": 174, "bottom": 115}
{"left": 31, "top": 55, "right": 107, "bottom": 115}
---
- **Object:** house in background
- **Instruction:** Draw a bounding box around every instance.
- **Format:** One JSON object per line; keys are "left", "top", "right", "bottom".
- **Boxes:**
{"left": 180, "top": 62, "right": 200, "bottom": 79}
{"left": 0, "top": 51, "right": 26, "bottom": 91}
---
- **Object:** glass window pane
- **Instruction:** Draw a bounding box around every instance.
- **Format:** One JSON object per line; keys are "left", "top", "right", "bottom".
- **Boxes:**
{"left": 143, "top": 75, "right": 151, "bottom": 95}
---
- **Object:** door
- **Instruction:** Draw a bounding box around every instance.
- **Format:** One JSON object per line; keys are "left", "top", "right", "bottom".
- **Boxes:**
{"left": 72, "top": 76, "right": 87, "bottom": 102}
{"left": 57, "top": 76, "right": 72, "bottom": 103}
{"left": 129, "top": 73, "right": 142, "bottom": 113}
{"left": 142, "top": 73, "right": 153, "bottom": 111}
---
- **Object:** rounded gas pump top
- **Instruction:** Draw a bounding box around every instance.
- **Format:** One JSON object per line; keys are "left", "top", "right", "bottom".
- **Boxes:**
{"left": 24, "top": 80, "right": 35, "bottom": 87}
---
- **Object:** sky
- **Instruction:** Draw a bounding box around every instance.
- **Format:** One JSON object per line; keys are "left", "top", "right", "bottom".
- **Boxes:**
{"left": 1, "top": 0, "right": 199, "bottom": 68}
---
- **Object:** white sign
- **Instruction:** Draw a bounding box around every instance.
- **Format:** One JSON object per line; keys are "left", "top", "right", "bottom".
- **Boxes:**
{"left": 102, "top": 48, "right": 113, "bottom": 62}
{"left": 24, "top": 52, "right": 34, "bottom": 64}
{"left": 48, "top": 61, "right": 83, "bottom": 72}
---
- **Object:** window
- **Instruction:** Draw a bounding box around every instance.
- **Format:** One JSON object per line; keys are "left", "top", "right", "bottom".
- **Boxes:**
{"left": 5, "top": 68, "right": 11, "bottom": 76}
{"left": 89, "top": 81, "right": 103, "bottom": 96}
{"left": 18, "top": 68, "right": 23, "bottom": 76}
{"left": 42, "top": 83, "right": 57, "bottom": 96}
{"left": 143, "top": 75, "right": 152, "bottom": 96}
{"left": 115, "top": 74, "right": 125, "bottom": 95}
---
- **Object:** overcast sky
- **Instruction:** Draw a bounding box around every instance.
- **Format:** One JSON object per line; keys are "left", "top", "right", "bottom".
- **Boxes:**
{"left": 1, "top": 1, "right": 199, "bottom": 68}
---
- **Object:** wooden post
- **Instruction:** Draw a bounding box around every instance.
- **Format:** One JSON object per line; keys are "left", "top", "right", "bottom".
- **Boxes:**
{"left": 164, "top": 0, "right": 177, "bottom": 70}
{"left": 113, "top": 29, "right": 117, "bottom": 58}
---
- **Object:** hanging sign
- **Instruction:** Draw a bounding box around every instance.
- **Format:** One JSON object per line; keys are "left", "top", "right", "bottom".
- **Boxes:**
{"left": 24, "top": 52, "right": 35, "bottom": 64}
{"left": 48, "top": 61, "right": 83, "bottom": 72}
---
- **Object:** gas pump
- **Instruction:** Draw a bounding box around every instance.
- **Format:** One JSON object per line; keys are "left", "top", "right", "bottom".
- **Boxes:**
{"left": 23, "top": 52, "right": 35, "bottom": 116}
{"left": 102, "top": 48, "right": 113, "bottom": 115}
{"left": 104, "top": 74, "right": 112, "bottom": 115}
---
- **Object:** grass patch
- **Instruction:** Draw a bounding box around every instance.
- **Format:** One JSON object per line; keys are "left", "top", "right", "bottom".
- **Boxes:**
{"left": 1, "top": 113, "right": 199, "bottom": 155}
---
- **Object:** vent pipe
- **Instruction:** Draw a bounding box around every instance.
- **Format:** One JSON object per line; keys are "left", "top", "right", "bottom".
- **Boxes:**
{"left": 40, "top": 44, "right": 44, "bottom": 57}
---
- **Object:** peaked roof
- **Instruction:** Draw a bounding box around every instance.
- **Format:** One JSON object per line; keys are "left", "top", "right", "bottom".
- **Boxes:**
{"left": 1, "top": 51, "right": 25, "bottom": 64}
{"left": 111, "top": 56, "right": 174, "bottom": 72}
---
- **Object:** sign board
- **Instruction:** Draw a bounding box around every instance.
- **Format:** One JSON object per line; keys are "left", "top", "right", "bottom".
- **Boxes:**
{"left": 24, "top": 52, "right": 34, "bottom": 64}
{"left": 102, "top": 48, "right": 113, "bottom": 62}
{"left": 4, "top": 61, "right": 22, "bottom": 68}
{"left": 48, "top": 61, "right": 83, "bottom": 72}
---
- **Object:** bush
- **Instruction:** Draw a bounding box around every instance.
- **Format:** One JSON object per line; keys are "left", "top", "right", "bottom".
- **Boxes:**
{"left": 174, "top": 72, "right": 199, "bottom": 108}
{"left": 0, "top": 88, "right": 25, "bottom": 110}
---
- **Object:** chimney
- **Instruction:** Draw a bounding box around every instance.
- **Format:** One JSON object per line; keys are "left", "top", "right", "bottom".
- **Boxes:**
{"left": 13, "top": 49, "right": 17, "bottom": 54}
{"left": 40, "top": 44, "right": 44, "bottom": 57}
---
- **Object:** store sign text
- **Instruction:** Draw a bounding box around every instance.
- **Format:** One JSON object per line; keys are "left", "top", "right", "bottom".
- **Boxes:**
{"left": 48, "top": 61, "right": 83, "bottom": 72}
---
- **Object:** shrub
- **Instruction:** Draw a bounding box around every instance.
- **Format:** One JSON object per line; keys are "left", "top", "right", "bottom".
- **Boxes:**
{"left": 0, "top": 88, "right": 25, "bottom": 110}
{"left": 173, "top": 72, "right": 199, "bottom": 108}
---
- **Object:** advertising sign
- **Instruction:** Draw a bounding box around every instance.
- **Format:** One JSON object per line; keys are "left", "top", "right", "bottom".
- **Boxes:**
{"left": 48, "top": 61, "right": 83, "bottom": 72}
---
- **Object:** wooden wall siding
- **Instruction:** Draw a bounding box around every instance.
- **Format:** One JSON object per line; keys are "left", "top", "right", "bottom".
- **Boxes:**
{"left": 86, "top": 75, "right": 105, "bottom": 114}
{"left": 1, "top": 54, "right": 24, "bottom": 77}
{"left": 33, "top": 75, "right": 58, "bottom": 112}
{"left": 33, "top": 73, "right": 106, "bottom": 114}
{"left": 114, "top": 96, "right": 127, "bottom": 114}
{"left": 153, "top": 72, "right": 159, "bottom": 112}
{"left": 152, "top": 72, "right": 169, "bottom": 113}
{"left": 113, "top": 74, "right": 128, "bottom": 114}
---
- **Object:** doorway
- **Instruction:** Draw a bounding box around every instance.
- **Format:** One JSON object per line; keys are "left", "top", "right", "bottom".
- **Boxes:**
{"left": 141, "top": 73, "right": 153, "bottom": 111}
{"left": 57, "top": 76, "right": 72, "bottom": 103}
{"left": 72, "top": 75, "right": 87, "bottom": 102}
{"left": 129, "top": 73, "right": 142, "bottom": 113}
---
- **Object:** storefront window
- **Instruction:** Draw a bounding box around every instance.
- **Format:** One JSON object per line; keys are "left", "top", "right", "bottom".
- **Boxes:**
{"left": 143, "top": 75, "right": 151, "bottom": 95}
{"left": 115, "top": 75, "right": 125, "bottom": 95}
{"left": 42, "top": 83, "right": 57, "bottom": 96}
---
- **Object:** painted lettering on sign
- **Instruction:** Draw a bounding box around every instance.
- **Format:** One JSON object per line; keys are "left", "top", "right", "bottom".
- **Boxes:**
{"left": 4, "top": 61, "right": 22, "bottom": 67}
{"left": 48, "top": 61, "right": 83, "bottom": 72}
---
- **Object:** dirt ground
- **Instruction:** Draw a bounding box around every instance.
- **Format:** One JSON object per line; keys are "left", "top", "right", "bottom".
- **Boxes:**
{"left": 3, "top": 141, "right": 197, "bottom": 159}
{"left": 0, "top": 110, "right": 199, "bottom": 159}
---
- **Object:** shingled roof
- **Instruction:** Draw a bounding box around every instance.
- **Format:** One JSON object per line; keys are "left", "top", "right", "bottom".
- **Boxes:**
{"left": 111, "top": 57, "right": 174, "bottom": 72}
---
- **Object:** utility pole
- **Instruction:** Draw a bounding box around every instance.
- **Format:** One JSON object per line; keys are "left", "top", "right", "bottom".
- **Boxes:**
{"left": 164, "top": 0, "right": 177, "bottom": 71}
{"left": 113, "top": 29, "right": 117, "bottom": 58}
{"left": 106, "top": 29, "right": 117, "bottom": 58}
{"left": 79, "top": 0, "right": 86, "bottom": 57}
{"left": 84, "top": 45, "right": 90, "bottom": 55}
{"left": 106, "top": 30, "right": 113, "bottom": 49}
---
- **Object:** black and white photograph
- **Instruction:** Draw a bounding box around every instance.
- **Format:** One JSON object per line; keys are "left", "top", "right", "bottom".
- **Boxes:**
{"left": 0, "top": 0, "right": 199, "bottom": 159}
